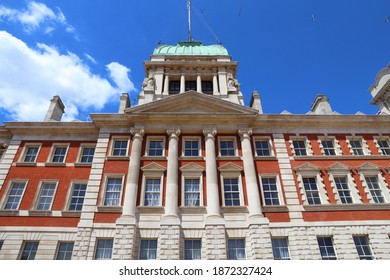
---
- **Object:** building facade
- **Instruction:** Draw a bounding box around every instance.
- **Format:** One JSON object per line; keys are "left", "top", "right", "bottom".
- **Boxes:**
{"left": 0, "top": 41, "right": 390, "bottom": 260}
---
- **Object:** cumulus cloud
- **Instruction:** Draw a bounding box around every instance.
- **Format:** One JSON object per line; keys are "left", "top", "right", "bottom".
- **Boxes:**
{"left": 0, "top": 1, "right": 75, "bottom": 35}
{"left": 0, "top": 31, "right": 136, "bottom": 122}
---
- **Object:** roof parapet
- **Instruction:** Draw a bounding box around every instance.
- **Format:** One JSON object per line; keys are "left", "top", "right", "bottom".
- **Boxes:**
{"left": 309, "top": 94, "right": 334, "bottom": 115}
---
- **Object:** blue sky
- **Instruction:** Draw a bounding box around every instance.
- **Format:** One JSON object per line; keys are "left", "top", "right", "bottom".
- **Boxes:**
{"left": 0, "top": 0, "right": 390, "bottom": 124}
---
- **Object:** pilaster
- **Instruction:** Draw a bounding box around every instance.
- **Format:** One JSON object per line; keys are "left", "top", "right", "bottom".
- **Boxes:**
{"left": 0, "top": 139, "right": 20, "bottom": 191}
{"left": 205, "top": 224, "right": 226, "bottom": 260}
{"left": 159, "top": 225, "right": 181, "bottom": 260}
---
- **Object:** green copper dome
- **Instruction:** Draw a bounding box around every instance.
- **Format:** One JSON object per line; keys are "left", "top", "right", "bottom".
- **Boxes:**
{"left": 153, "top": 41, "right": 228, "bottom": 56}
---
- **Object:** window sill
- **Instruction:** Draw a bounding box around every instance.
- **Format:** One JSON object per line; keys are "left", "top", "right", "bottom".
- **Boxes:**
{"left": 74, "top": 162, "right": 93, "bottom": 167}
{"left": 293, "top": 155, "right": 389, "bottom": 161}
{"left": 137, "top": 206, "right": 165, "bottom": 214}
{"left": 303, "top": 203, "right": 390, "bottom": 212}
{"left": 221, "top": 206, "right": 248, "bottom": 213}
{"left": 28, "top": 210, "right": 52, "bottom": 216}
{"left": 180, "top": 156, "right": 204, "bottom": 160}
{"left": 45, "top": 162, "right": 66, "bottom": 167}
{"left": 179, "top": 206, "right": 207, "bottom": 214}
{"left": 106, "top": 156, "right": 130, "bottom": 161}
{"left": 262, "top": 205, "right": 289, "bottom": 212}
{"left": 217, "top": 156, "right": 241, "bottom": 160}
{"left": 254, "top": 156, "right": 278, "bottom": 161}
{"left": 141, "top": 156, "right": 167, "bottom": 160}
{"left": 15, "top": 162, "right": 37, "bottom": 167}
{"left": 61, "top": 211, "right": 82, "bottom": 217}
{"left": 97, "top": 206, "right": 123, "bottom": 213}
{"left": 0, "top": 210, "right": 19, "bottom": 216}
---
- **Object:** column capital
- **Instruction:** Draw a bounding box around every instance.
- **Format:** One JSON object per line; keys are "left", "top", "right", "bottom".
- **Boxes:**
{"left": 167, "top": 127, "right": 181, "bottom": 139}
{"left": 238, "top": 128, "right": 253, "bottom": 139}
{"left": 130, "top": 127, "right": 145, "bottom": 138}
{"left": 203, "top": 126, "right": 217, "bottom": 138}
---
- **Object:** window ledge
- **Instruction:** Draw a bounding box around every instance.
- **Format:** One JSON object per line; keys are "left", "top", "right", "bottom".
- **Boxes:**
{"left": 106, "top": 156, "right": 130, "bottom": 161}
{"left": 137, "top": 206, "right": 165, "bottom": 214}
{"left": 179, "top": 206, "right": 207, "bottom": 214}
{"left": 254, "top": 156, "right": 278, "bottom": 161}
{"left": 97, "top": 206, "right": 123, "bottom": 213}
{"left": 180, "top": 156, "right": 204, "bottom": 160}
{"left": 61, "top": 211, "right": 82, "bottom": 217}
{"left": 141, "top": 156, "right": 167, "bottom": 160}
{"left": 45, "top": 162, "right": 66, "bottom": 167}
{"left": 74, "top": 162, "right": 93, "bottom": 167}
{"left": 15, "top": 162, "right": 37, "bottom": 167}
{"left": 221, "top": 206, "right": 248, "bottom": 213}
{"left": 0, "top": 210, "right": 19, "bottom": 216}
{"left": 303, "top": 203, "right": 390, "bottom": 212}
{"left": 217, "top": 156, "right": 241, "bottom": 160}
{"left": 262, "top": 205, "right": 289, "bottom": 212}
{"left": 28, "top": 210, "right": 52, "bottom": 216}
{"left": 294, "top": 155, "right": 389, "bottom": 161}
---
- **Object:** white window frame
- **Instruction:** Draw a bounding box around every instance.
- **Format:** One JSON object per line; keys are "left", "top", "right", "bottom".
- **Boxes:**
{"left": 145, "top": 136, "right": 166, "bottom": 157}
{"left": 77, "top": 144, "right": 96, "bottom": 163}
{"left": 227, "top": 238, "right": 246, "bottom": 260}
{"left": 94, "top": 238, "right": 113, "bottom": 260}
{"left": 139, "top": 239, "right": 158, "bottom": 260}
{"left": 1, "top": 180, "right": 28, "bottom": 210}
{"left": 182, "top": 136, "right": 201, "bottom": 157}
{"left": 259, "top": 175, "right": 284, "bottom": 206}
{"left": 271, "top": 237, "right": 290, "bottom": 260}
{"left": 353, "top": 235, "right": 374, "bottom": 260}
{"left": 290, "top": 136, "right": 312, "bottom": 156}
{"left": 140, "top": 173, "right": 164, "bottom": 207}
{"left": 346, "top": 136, "right": 370, "bottom": 156}
{"left": 326, "top": 164, "right": 361, "bottom": 204}
{"left": 65, "top": 181, "right": 88, "bottom": 211}
{"left": 220, "top": 174, "right": 244, "bottom": 207}
{"left": 19, "top": 143, "right": 42, "bottom": 163}
{"left": 109, "top": 137, "right": 130, "bottom": 157}
{"left": 218, "top": 136, "right": 238, "bottom": 157}
{"left": 318, "top": 136, "right": 342, "bottom": 156}
{"left": 356, "top": 163, "right": 390, "bottom": 204}
{"left": 55, "top": 241, "right": 74, "bottom": 260}
{"left": 184, "top": 239, "right": 202, "bottom": 260}
{"left": 253, "top": 137, "right": 274, "bottom": 157}
{"left": 48, "top": 143, "right": 69, "bottom": 163}
{"left": 295, "top": 164, "right": 329, "bottom": 205}
{"left": 182, "top": 176, "right": 203, "bottom": 207}
{"left": 100, "top": 175, "right": 125, "bottom": 207}
{"left": 373, "top": 137, "right": 390, "bottom": 156}
{"left": 18, "top": 241, "right": 39, "bottom": 260}
{"left": 317, "top": 236, "right": 337, "bottom": 260}
{"left": 34, "top": 180, "right": 59, "bottom": 211}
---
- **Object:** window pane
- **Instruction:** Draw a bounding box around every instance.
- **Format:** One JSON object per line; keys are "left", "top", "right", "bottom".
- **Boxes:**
{"left": 0, "top": 241, "right": 3, "bottom": 251}
{"left": 334, "top": 177, "right": 353, "bottom": 204}
{"left": 227, "top": 239, "right": 246, "bottom": 260}
{"left": 37, "top": 183, "right": 56, "bottom": 210}
{"left": 69, "top": 183, "right": 87, "bottom": 211}
{"left": 322, "top": 140, "right": 336, "bottom": 156}
{"left": 272, "top": 238, "right": 290, "bottom": 260}
{"left": 201, "top": 81, "right": 213, "bottom": 93}
{"left": 148, "top": 140, "right": 164, "bottom": 156}
{"left": 184, "top": 140, "right": 199, "bottom": 156}
{"left": 353, "top": 236, "right": 374, "bottom": 260}
{"left": 184, "top": 239, "right": 201, "bottom": 260}
{"left": 56, "top": 242, "right": 74, "bottom": 260}
{"left": 169, "top": 81, "right": 180, "bottom": 94}
{"left": 261, "top": 177, "right": 280, "bottom": 205}
{"left": 378, "top": 140, "right": 390, "bottom": 155}
{"left": 113, "top": 141, "right": 127, "bottom": 156}
{"left": 24, "top": 147, "right": 39, "bottom": 162}
{"left": 365, "top": 176, "right": 384, "bottom": 203}
{"left": 144, "top": 179, "right": 161, "bottom": 206}
{"left": 302, "top": 177, "right": 321, "bottom": 205}
{"left": 20, "top": 241, "right": 39, "bottom": 260}
{"left": 220, "top": 140, "right": 235, "bottom": 156}
{"left": 95, "top": 239, "right": 113, "bottom": 260}
{"left": 255, "top": 140, "right": 271, "bottom": 156}
{"left": 104, "top": 178, "right": 122, "bottom": 206}
{"left": 52, "top": 147, "right": 67, "bottom": 162}
{"left": 81, "top": 147, "right": 95, "bottom": 162}
{"left": 140, "top": 239, "right": 157, "bottom": 260}
{"left": 293, "top": 141, "right": 307, "bottom": 156}
{"left": 185, "top": 81, "right": 196, "bottom": 91}
{"left": 4, "top": 182, "right": 26, "bottom": 210}
{"left": 317, "top": 237, "right": 337, "bottom": 260}
{"left": 223, "top": 178, "right": 240, "bottom": 206}
{"left": 350, "top": 140, "right": 364, "bottom": 155}
{"left": 184, "top": 179, "right": 200, "bottom": 206}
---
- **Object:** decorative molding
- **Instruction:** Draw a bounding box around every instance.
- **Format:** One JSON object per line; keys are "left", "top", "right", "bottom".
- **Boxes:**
{"left": 238, "top": 128, "right": 253, "bottom": 139}
{"left": 202, "top": 126, "right": 217, "bottom": 137}
{"left": 166, "top": 127, "right": 181, "bottom": 138}
{"left": 130, "top": 127, "right": 145, "bottom": 138}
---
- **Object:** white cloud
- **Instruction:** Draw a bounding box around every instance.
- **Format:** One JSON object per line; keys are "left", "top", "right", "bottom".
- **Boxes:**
{"left": 85, "top": 53, "right": 97, "bottom": 65}
{"left": 0, "top": 1, "right": 75, "bottom": 35}
{"left": 0, "top": 31, "right": 136, "bottom": 122}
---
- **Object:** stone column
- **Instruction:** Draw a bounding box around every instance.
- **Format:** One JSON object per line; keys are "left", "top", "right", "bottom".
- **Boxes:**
{"left": 180, "top": 73, "right": 185, "bottom": 93}
{"left": 218, "top": 67, "right": 228, "bottom": 95}
{"left": 213, "top": 71, "right": 219, "bottom": 95}
{"left": 196, "top": 73, "right": 202, "bottom": 92}
{"left": 163, "top": 74, "right": 170, "bottom": 95}
{"left": 238, "top": 128, "right": 263, "bottom": 217}
{"left": 165, "top": 127, "right": 181, "bottom": 218}
{"left": 120, "top": 127, "right": 144, "bottom": 221}
{"left": 203, "top": 127, "right": 221, "bottom": 218}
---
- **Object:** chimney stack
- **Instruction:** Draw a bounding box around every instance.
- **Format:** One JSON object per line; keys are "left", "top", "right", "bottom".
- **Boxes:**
{"left": 118, "top": 93, "right": 130, "bottom": 113}
{"left": 310, "top": 94, "right": 333, "bottom": 115}
{"left": 250, "top": 90, "right": 263, "bottom": 114}
{"left": 44, "top": 95, "right": 65, "bottom": 121}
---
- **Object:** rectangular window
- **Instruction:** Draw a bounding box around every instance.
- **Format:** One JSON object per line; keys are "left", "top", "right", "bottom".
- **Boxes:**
{"left": 95, "top": 239, "right": 113, "bottom": 260}
{"left": 56, "top": 242, "right": 74, "bottom": 260}
{"left": 169, "top": 81, "right": 180, "bottom": 94}
{"left": 69, "top": 183, "right": 87, "bottom": 211}
{"left": 185, "top": 81, "right": 196, "bottom": 91}
{"left": 51, "top": 146, "right": 67, "bottom": 162}
{"left": 201, "top": 81, "right": 213, "bottom": 93}
{"left": 350, "top": 140, "right": 364, "bottom": 155}
{"left": 0, "top": 241, "right": 3, "bottom": 250}
{"left": 139, "top": 239, "right": 157, "bottom": 260}
{"left": 148, "top": 139, "right": 164, "bottom": 156}
{"left": 377, "top": 140, "right": 390, "bottom": 155}
{"left": 4, "top": 182, "right": 26, "bottom": 210}
{"left": 19, "top": 241, "right": 39, "bottom": 260}
{"left": 144, "top": 179, "right": 161, "bottom": 206}
{"left": 302, "top": 177, "right": 321, "bottom": 205}
{"left": 104, "top": 178, "right": 123, "bottom": 206}
{"left": 227, "top": 239, "right": 246, "bottom": 260}
{"left": 184, "top": 178, "right": 200, "bottom": 206}
{"left": 0, "top": 150, "right": 4, "bottom": 161}
{"left": 36, "top": 182, "right": 56, "bottom": 210}
{"left": 112, "top": 140, "right": 128, "bottom": 156}
{"left": 272, "top": 238, "right": 290, "bottom": 260}
{"left": 255, "top": 140, "right": 271, "bottom": 156}
{"left": 23, "top": 146, "right": 39, "bottom": 162}
{"left": 184, "top": 139, "right": 200, "bottom": 156}
{"left": 184, "top": 239, "right": 201, "bottom": 260}
{"left": 292, "top": 140, "right": 307, "bottom": 156}
{"left": 223, "top": 178, "right": 240, "bottom": 206}
{"left": 80, "top": 147, "right": 95, "bottom": 163}
{"left": 365, "top": 176, "right": 385, "bottom": 203}
{"left": 334, "top": 176, "right": 353, "bottom": 204}
{"left": 219, "top": 139, "right": 235, "bottom": 156}
{"left": 322, "top": 140, "right": 336, "bottom": 156}
{"left": 317, "top": 237, "right": 337, "bottom": 260}
{"left": 261, "top": 177, "right": 280, "bottom": 206}
{"left": 353, "top": 236, "right": 374, "bottom": 260}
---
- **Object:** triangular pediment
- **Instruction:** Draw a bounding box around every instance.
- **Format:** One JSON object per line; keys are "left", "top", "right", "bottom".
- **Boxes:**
{"left": 218, "top": 162, "right": 243, "bottom": 172}
{"left": 141, "top": 162, "right": 166, "bottom": 172}
{"left": 326, "top": 162, "right": 351, "bottom": 171}
{"left": 127, "top": 91, "right": 258, "bottom": 115}
{"left": 355, "top": 162, "right": 381, "bottom": 172}
{"left": 180, "top": 163, "right": 205, "bottom": 172}
{"left": 294, "top": 163, "right": 321, "bottom": 172}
